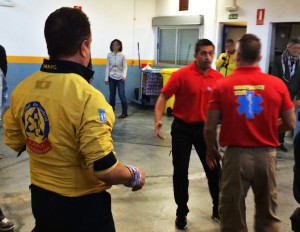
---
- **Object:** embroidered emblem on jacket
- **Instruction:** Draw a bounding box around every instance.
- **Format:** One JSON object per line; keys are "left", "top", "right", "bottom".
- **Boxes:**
{"left": 99, "top": 109, "right": 107, "bottom": 124}
{"left": 22, "top": 101, "right": 52, "bottom": 154}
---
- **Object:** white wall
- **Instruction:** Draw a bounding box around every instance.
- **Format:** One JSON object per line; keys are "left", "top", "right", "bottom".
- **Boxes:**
{"left": 0, "top": 0, "right": 156, "bottom": 60}
{"left": 156, "top": 0, "right": 300, "bottom": 73}
{"left": 217, "top": 0, "right": 300, "bottom": 72}
{"left": 2, "top": 0, "right": 300, "bottom": 70}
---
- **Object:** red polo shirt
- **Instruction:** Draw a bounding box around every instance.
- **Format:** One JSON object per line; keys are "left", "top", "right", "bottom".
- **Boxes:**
{"left": 207, "top": 66, "right": 294, "bottom": 147}
{"left": 161, "top": 61, "right": 224, "bottom": 123}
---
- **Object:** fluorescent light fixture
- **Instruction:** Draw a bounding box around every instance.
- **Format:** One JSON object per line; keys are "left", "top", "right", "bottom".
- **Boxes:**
{"left": 0, "top": 0, "right": 15, "bottom": 7}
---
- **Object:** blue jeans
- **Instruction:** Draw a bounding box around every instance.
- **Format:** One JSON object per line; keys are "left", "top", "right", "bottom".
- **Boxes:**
{"left": 109, "top": 77, "right": 127, "bottom": 115}
{"left": 2, "top": 76, "right": 8, "bottom": 108}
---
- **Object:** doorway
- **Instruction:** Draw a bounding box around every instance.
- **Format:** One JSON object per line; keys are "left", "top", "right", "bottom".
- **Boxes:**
{"left": 216, "top": 22, "right": 247, "bottom": 70}
{"left": 269, "top": 22, "right": 300, "bottom": 74}
{"left": 222, "top": 24, "right": 247, "bottom": 52}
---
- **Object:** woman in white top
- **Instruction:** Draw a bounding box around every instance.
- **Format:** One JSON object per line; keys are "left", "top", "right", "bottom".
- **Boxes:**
{"left": 105, "top": 39, "right": 128, "bottom": 118}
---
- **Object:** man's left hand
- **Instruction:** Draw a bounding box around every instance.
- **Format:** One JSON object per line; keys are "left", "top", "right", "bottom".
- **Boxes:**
{"left": 296, "top": 100, "right": 300, "bottom": 108}
{"left": 122, "top": 77, "right": 126, "bottom": 82}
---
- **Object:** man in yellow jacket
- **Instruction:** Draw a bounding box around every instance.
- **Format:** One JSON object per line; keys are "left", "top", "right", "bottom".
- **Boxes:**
{"left": 215, "top": 39, "right": 237, "bottom": 76}
{"left": 4, "top": 7, "right": 145, "bottom": 232}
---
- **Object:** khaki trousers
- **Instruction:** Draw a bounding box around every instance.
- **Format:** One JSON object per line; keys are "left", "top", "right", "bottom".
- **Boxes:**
{"left": 219, "top": 147, "right": 280, "bottom": 232}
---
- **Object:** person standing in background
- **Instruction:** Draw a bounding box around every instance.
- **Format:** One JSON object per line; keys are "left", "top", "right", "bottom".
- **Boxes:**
{"left": 0, "top": 45, "right": 7, "bottom": 78}
{"left": 105, "top": 39, "right": 128, "bottom": 119}
{"left": 0, "top": 45, "right": 8, "bottom": 117}
{"left": 273, "top": 38, "right": 300, "bottom": 152}
{"left": 215, "top": 39, "right": 237, "bottom": 76}
{"left": 0, "top": 44, "right": 14, "bottom": 232}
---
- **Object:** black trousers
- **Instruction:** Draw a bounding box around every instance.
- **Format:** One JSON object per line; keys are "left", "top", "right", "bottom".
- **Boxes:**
{"left": 31, "top": 185, "right": 115, "bottom": 232}
{"left": 0, "top": 206, "right": 3, "bottom": 220}
{"left": 278, "top": 132, "right": 285, "bottom": 144}
{"left": 294, "top": 131, "right": 300, "bottom": 204}
{"left": 171, "top": 117, "right": 221, "bottom": 217}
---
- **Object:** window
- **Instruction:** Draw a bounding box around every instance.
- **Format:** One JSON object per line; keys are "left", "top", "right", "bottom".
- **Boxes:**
{"left": 157, "top": 27, "right": 201, "bottom": 66}
{"left": 159, "top": 29, "right": 176, "bottom": 65}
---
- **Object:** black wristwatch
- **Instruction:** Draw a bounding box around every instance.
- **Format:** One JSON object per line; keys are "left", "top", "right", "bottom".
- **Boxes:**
{"left": 222, "top": 57, "right": 226, "bottom": 61}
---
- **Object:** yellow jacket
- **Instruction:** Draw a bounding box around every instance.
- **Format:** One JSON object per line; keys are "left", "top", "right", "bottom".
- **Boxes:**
{"left": 4, "top": 59, "right": 118, "bottom": 197}
{"left": 215, "top": 52, "right": 237, "bottom": 76}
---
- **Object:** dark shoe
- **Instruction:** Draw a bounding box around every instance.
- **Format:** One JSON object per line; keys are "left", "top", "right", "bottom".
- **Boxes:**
{"left": 118, "top": 114, "right": 128, "bottom": 119}
{"left": 278, "top": 144, "right": 288, "bottom": 152}
{"left": 211, "top": 208, "right": 220, "bottom": 224}
{"left": 211, "top": 215, "right": 220, "bottom": 224}
{"left": 175, "top": 216, "right": 187, "bottom": 230}
{"left": 0, "top": 217, "right": 15, "bottom": 231}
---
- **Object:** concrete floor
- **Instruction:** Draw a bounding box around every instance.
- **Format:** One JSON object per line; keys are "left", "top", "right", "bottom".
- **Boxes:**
{"left": 0, "top": 104, "right": 298, "bottom": 232}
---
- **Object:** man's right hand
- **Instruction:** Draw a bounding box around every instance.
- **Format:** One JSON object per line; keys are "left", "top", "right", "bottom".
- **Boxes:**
{"left": 105, "top": 81, "right": 109, "bottom": 85}
{"left": 132, "top": 167, "right": 145, "bottom": 191}
{"left": 206, "top": 147, "right": 222, "bottom": 170}
{"left": 155, "top": 120, "right": 165, "bottom": 139}
{"left": 225, "top": 50, "right": 230, "bottom": 57}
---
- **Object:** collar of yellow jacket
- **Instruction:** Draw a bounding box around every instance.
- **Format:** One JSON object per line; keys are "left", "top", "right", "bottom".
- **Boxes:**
{"left": 40, "top": 59, "right": 94, "bottom": 83}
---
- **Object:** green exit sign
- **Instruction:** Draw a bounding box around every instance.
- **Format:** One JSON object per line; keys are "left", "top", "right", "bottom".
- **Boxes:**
{"left": 229, "top": 14, "right": 238, "bottom": 19}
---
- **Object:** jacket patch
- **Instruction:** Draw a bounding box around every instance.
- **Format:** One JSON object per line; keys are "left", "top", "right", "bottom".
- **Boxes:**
{"left": 22, "top": 101, "right": 52, "bottom": 154}
{"left": 99, "top": 109, "right": 107, "bottom": 124}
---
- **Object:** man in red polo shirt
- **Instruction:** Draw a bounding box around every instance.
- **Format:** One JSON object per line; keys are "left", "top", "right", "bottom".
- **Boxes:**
{"left": 154, "top": 39, "right": 224, "bottom": 230}
{"left": 204, "top": 34, "right": 296, "bottom": 232}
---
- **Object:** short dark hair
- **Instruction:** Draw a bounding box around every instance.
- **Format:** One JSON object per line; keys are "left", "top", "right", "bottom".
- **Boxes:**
{"left": 194, "top": 39, "right": 215, "bottom": 54}
{"left": 44, "top": 7, "right": 91, "bottom": 59}
{"left": 237, "top": 34, "right": 261, "bottom": 63}
{"left": 225, "top": 39, "right": 234, "bottom": 44}
{"left": 110, "top": 39, "right": 123, "bottom": 52}
{"left": 287, "top": 38, "right": 300, "bottom": 47}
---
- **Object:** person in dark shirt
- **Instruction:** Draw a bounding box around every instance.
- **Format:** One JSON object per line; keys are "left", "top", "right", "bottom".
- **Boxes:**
{"left": 273, "top": 38, "right": 300, "bottom": 152}
{"left": 0, "top": 45, "right": 7, "bottom": 77}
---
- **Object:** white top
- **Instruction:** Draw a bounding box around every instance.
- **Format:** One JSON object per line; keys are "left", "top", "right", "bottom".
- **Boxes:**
{"left": 105, "top": 52, "right": 127, "bottom": 81}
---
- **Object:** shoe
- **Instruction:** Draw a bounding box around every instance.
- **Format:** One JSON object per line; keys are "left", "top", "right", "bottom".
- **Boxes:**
{"left": 0, "top": 217, "right": 15, "bottom": 231}
{"left": 278, "top": 144, "right": 288, "bottom": 152}
{"left": 211, "top": 215, "right": 220, "bottom": 224}
{"left": 118, "top": 114, "right": 128, "bottom": 119}
{"left": 175, "top": 216, "right": 187, "bottom": 230}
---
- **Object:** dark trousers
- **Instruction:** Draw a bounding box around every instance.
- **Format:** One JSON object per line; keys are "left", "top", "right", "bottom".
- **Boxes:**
{"left": 109, "top": 77, "right": 127, "bottom": 115}
{"left": 294, "top": 131, "right": 300, "bottom": 204}
{"left": 31, "top": 184, "right": 115, "bottom": 232}
{"left": 0, "top": 206, "right": 4, "bottom": 220}
{"left": 278, "top": 132, "right": 285, "bottom": 144}
{"left": 291, "top": 208, "right": 300, "bottom": 232}
{"left": 171, "top": 117, "right": 221, "bottom": 217}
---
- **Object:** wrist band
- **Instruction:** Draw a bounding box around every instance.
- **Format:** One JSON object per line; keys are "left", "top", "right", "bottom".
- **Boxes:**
{"left": 124, "top": 165, "right": 141, "bottom": 187}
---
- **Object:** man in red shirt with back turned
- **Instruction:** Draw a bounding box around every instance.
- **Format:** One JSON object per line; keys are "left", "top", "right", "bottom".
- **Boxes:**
{"left": 204, "top": 34, "right": 296, "bottom": 232}
{"left": 155, "top": 39, "right": 224, "bottom": 230}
